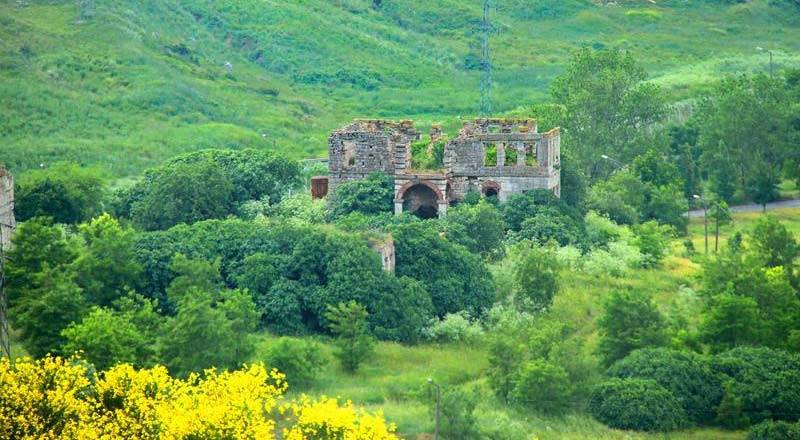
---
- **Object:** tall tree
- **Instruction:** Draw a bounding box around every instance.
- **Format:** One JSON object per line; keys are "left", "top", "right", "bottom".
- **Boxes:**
{"left": 696, "top": 74, "right": 795, "bottom": 204}
{"left": 597, "top": 290, "right": 668, "bottom": 366}
{"left": 551, "top": 48, "right": 666, "bottom": 179}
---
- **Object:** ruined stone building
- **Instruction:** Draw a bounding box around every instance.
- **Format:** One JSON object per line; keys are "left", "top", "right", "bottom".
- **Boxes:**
{"left": 325, "top": 118, "right": 561, "bottom": 218}
{"left": 0, "top": 168, "right": 14, "bottom": 250}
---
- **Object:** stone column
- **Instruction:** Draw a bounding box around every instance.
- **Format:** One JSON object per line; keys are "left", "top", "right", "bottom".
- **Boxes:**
{"left": 0, "top": 168, "right": 14, "bottom": 250}
{"left": 516, "top": 143, "right": 526, "bottom": 166}
{"left": 394, "top": 201, "right": 403, "bottom": 216}
{"left": 437, "top": 202, "right": 448, "bottom": 219}
{"left": 496, "top": 143, "right": 505, "bottom": 167}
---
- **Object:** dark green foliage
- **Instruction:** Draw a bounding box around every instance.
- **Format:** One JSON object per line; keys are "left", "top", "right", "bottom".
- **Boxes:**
{"left": 264, "top": 338, "right": 326, "bottom": 389}
{"left": 327, "top": 173, "right": 394, "bottom": 220}
{"left": 130, "top": 160, "right": 235, "bottom": 230}
{"left": 589, "top": 378, "right": 689, "bottom": 432}
{"left": 597, "top": 290, "right": 668, "bottom": 367}
{"left": 325, "top": 301, "right": 375, "bottom": 373}
{"left": 15, "top": 162, "right": 105, "bottom": 224}
{"left": 551, "top": 48, "right": 666, "bottom": 179}
{"left": 5, "top": 217, "right": 77, "bottom": 305}
{"left": 747, "top": 420, "right": 800, "bottom": 440}
{"left": 700, "top": 293, "right": 763, "bottom": 352}
{"left": 607, "top": 348, "right": 723, "bottom": 424}
{"left": 121, "top": 149, "right": 300, "bottom": 230}
{"left": 71, "top": 214, "right": 142, "bottom": 307}
{"left": 12, "top": 266, "right": 88, "bottom": 358}
{"left": 501, "top": 189, "right": 584, "bottom": 246}
{"left": 510, "top": 360, "right": 573, "bottom": 414}
{"left": 513, "top": 246, "right": 560, "bottom": 312}
{"left": 431, "top": 386, "right": 481, "bottom": 440}
{"left": 716, "top": 381, "right": 751, "bottom": 429}
{"left": 696, "top": 74, "right": 796, "bottom": 205}
{"left": 750, "top": 216, "right": 799, "bottom": 269}
{"left": 391, "top": 221, "right": 494, "bottom": 317}
{"left": 158, "top": 256, "right": 258, "bottom": 376}
{"left": 711, "top": 347, "right": 800, "bottom": 424}
{"left": 368, "top": 276, "right": 433, "bottom": 344}
{"left": 446, "top": 200, "right": 505, "bottom": 258}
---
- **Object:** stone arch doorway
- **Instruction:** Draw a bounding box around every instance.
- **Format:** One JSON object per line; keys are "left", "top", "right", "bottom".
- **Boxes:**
{"left": 395, "top": 181, "right": 446, "bottom": 219}
{"left": 482, "top": 180, "right": 501, "bottom": 199}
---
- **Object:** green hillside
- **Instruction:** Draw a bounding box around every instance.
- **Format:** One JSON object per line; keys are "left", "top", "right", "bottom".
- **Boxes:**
{"left": 2, "top": 0, "right": 800, "bottom": 176}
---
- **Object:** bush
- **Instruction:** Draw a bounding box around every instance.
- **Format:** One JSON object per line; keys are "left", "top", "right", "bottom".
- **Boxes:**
{"left": 597, "top": 290, "right": 668, "bottom": 367}
{"left": 633, "top": 220, "right": 672, "bottom": 268}
{"left": 264, "top": 338, "right": 326, "bottom": 389}
{"left": 513, "top": 246, "right": 560, "bottom": 312}
{"left": 607, "top": 348, "right": 723, "bottom": 424}
{"left": 326, "top": 172, "right": 394, "bottom": 220}
{"left": 583, "top": 249, "right": 627, "bottom": 278}
{"left": 747, "top": 420, "right": 800, "bottom": 440}
{"left": 15, "top": 162, "right": 105, "bottom": 224}
{"left": 510, "top": 360, "right": 572, "bottom": 414}
{"left": 423, "top": 311, "right": 484, "bottom": 345}
{"left": 431, "top": 386, "right": 481, "bottom": 440}
{"left": 711, "top": 347, "right": 800, "bottom": 424}
{"left": 589, "top": 378, "right": 689, "bottom": 432}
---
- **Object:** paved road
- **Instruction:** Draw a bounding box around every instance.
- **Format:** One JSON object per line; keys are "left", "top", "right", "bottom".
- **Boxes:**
{"left": 687, "top": 198, "right": 800, "bottom": 218}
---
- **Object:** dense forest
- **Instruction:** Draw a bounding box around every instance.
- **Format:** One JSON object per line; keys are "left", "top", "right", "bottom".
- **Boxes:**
{"left": 2, "top": 1, "right": 800, "bottom": 439}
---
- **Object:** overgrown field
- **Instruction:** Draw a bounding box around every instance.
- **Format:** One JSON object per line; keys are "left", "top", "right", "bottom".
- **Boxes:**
{"left": 203, "top": 207, "right": 800, "bottom": 439}
{"left": 2, "top": 0, "right": 800, "bottom": 175}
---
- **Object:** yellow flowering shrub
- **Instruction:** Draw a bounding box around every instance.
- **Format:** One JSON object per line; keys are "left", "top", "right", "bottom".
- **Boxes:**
{"left": 0, "top": 357, "right": 399, "bottom": 440}
{"left": 283, "top": 396, "right": 400, "bottom": 440}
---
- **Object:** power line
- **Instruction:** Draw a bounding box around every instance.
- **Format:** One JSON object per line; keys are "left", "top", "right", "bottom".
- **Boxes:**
{"left": 479, "top": 0, "right": 493, "bottom": 116}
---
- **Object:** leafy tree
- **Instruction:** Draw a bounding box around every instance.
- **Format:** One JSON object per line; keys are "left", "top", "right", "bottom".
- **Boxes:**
{"left": 432, "top": 386, "right": 481, "bottom": 440}
{"left": 510, "top": 360, "right": 572, "bottom": 414}
{"left": 513, "top": 246, "right": 560, "bottom": 312}
{"left": 264, "top": 338, "right": 326, "bottom": 389}
{"left": 71, "top": 213, "right": 142, "bottom": 307}
{"left": 217, "top": 288, "right": 259, "bottom": 366}
{"left": 711, "top": 347, "right": 800, "bottom": 424}
{"left": 589, "top": 378, "right": 689, "bottom": 432}
{"left": 326, "top": 172, "right": 394, "bottom": 220}
{"left": 392, "top": 221, "right": 494, "bottom": 317}
{"left": 166, "top": 254, "right": 224, "bottom": 304}
{"left": 749, "top": 216, "right": 799, "bottom": 270}
{"left": 551, "top": 48, "right": 666, "bottom": 179}
{"left": 325, "top": 301, "right": 375, "bottom": 373}
{"left": 696, "top": 74, "right": 795, "bottom": 204}
{"left": 159, "top": 290, "right": 241, "bottom": 377}
{"left": 632, "top": 220, "right": 672, "bottom": 268}
{"left": 12, "top": 266, "right": 87, "bottom": 358}
{"left": 597, "top": 290, "right": 668, "bottom": 366}
{"left": 15, "top": 162, "right": 105, "bottom": 224}
{"left": 716, "top": 381, "right": 751, "bottom": 429}
{"left": 369, "top": 276, "right": 433, "bottom": 343}
{"left": 4, "top": 217, "right": 77, "bottom": 305}
{"left": 747, "top": 420, "right": 800, "bottom": 440}
{"left": 131, "top": 160, "right": 235, "bottom": 230}
{"left": 61, "top": 307, "right": 149, "bottom": 371}
{"left": 607, "top": 348, "right": 723, "bottom": 424}
{"left": 446, "top": 200, "right": 505, "bottom": 258}
{"left": 700, "top": 294, "right": 762, "bottom": 353}
{"left": 586, "top": 170, "right": 646, "bottom": 225}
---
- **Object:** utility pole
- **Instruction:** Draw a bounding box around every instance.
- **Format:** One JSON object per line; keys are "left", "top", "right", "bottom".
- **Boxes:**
{"left": 427, "top": 378, "right": 441, "bottom": 440}
{"left": 0, "top": 226, "right": 10, "bottom": 359}
{"left": 479, "top": 0, "right": 493, "bottom": 116}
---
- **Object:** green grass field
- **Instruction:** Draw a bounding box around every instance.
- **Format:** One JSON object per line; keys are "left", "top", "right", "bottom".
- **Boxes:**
{"left": 2, "top": 0, "right": 799, "bottom": 177}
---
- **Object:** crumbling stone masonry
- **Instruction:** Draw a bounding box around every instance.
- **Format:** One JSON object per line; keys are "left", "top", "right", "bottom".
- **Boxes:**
{"left": 0, "top": 168, "right": 14, "bottom": 250}
{"left": 326, "top": 118, "right": 561, "bottom": 218}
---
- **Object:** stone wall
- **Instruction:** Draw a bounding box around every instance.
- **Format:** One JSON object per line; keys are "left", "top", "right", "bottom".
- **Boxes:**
{"left": 0, "top": 168, "right": 14, "bottom": 250}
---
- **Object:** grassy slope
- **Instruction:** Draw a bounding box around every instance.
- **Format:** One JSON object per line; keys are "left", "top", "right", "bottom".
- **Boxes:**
{"left": 2, "top": 0, "right": 800, "bottom": 176}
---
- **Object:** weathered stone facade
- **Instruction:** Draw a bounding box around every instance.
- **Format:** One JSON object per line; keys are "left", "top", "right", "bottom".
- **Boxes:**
{"left": 327, "top": 118, "right": 561, "bottom": 218}
{"left": 0, "top": 168, "right": 14, "bottom": 250}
